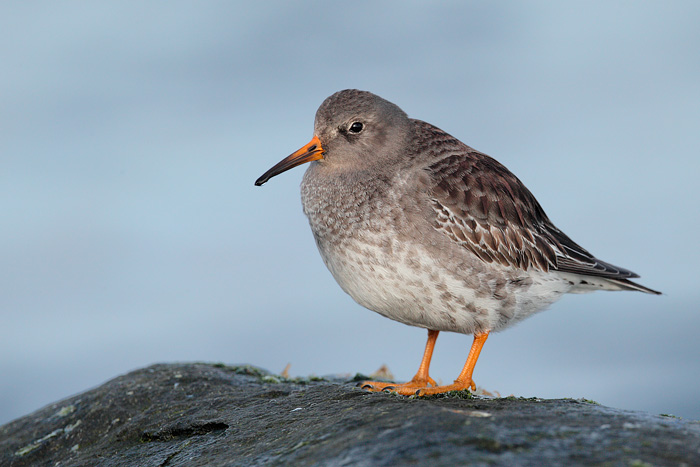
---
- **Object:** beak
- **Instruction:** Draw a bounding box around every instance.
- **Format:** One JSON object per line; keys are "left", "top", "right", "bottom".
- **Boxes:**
{"left": 255, "top": 136, "right": 324, "bottom": 186}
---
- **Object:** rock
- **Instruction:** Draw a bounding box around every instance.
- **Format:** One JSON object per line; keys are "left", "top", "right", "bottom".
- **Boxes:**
{"left": 1, "top": 363, "right": 699, "bottom": 466}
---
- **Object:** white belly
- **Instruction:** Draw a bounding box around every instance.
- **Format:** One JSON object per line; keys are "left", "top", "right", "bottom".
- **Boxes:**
{"left": 313, "top": 229, "right": 573, "bottom": 335}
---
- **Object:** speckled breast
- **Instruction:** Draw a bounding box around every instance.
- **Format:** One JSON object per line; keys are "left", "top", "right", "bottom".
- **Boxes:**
{"left": 300, "top": 167, "right": 509, "bottom": 335}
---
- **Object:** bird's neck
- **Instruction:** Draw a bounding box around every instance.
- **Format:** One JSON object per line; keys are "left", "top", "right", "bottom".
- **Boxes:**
{"left": 300, "top": 163, "right": 391, "bottom": 240}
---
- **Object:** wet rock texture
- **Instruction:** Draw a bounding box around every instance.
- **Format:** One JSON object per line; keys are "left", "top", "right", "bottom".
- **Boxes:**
{"left": 1, "top": 363, "right": 699, "bottom": 466}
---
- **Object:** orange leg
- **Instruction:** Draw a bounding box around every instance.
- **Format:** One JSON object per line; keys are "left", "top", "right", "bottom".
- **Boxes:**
{"left": 361, "top": 329, "right": 439, "bottom": 392}
{"left": 416, "top": 331, "right": 489, "bottom": 396}
{"left": 362, "top": 330, "right": 490, "bottom": 396}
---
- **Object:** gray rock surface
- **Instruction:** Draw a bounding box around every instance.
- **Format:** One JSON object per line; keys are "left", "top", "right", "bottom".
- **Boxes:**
{"left": 1, "top": 363, "right": 699, "bottom": 466}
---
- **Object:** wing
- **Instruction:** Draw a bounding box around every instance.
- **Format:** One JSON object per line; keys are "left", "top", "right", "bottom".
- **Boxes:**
{"left": 417, "top": 122, "right": 640, "bottom": 281}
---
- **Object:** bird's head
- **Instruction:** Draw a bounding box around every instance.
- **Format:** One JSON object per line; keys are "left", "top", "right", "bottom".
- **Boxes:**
{"left": 255, "top": 89, "right": 410, "bottom": 186}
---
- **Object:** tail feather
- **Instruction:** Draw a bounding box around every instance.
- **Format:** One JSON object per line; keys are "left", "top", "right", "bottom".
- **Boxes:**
{"left": 609, "top": 278, "right": 662, "bottom": 295}
{"left": 558, "top": 272, "right": 661, "bottom": 295}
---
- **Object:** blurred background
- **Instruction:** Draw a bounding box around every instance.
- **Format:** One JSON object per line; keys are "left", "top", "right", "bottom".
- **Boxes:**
{"left": 2, "top": 2, "right": 699, "bottom": 425}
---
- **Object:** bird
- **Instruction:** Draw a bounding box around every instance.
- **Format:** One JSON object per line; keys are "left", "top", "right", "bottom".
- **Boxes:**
{"left": 254, "top": 89, "right": 660, "bottom": 396}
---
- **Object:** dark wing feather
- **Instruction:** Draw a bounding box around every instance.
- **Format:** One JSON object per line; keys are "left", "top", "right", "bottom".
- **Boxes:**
{"left": 415, "top": 121, "right": 640, "bottom": 281}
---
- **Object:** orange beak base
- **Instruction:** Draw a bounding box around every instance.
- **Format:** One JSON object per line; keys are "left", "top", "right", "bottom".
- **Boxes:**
{"left": 255, "top": 136, "right": 324, "bottom": 186}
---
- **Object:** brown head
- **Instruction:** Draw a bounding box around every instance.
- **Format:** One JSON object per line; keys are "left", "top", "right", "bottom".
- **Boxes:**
{"left": 255, "top": 89, "right": 411, "bottom": 186}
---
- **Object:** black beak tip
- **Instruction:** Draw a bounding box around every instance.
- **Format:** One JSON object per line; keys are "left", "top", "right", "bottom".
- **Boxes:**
{"left": 254, "top": 175, "right": 268, "bottom": 186}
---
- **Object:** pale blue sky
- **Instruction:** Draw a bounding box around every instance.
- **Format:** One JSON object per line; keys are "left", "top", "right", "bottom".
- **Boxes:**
{"left": 2, "top": 1, "right": 699, "bottom": 425}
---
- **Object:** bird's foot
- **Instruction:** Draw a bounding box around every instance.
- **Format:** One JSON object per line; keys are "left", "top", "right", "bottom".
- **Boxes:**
{"left": 412, "top": 379, "right": 476, "bottom": 396}
{"left": 361, "top": 378, "right": 475, "bottom": 396}
{"left": 359, "top": 376, "right": 437, "bottom": 394}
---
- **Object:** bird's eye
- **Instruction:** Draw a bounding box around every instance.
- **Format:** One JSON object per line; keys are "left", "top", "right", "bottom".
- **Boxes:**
{"left": 348, "top": 122, "right": 364, "bottom": 133}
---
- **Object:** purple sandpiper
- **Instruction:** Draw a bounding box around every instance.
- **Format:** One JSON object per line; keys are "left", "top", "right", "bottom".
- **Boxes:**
{"left": 255, "top": 89, "right": 660, "bottom": 395}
